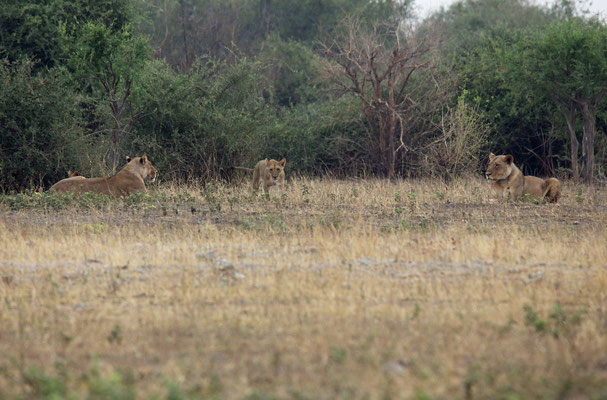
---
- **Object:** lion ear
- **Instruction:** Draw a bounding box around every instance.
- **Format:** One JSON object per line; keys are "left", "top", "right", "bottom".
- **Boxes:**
{"left": 489, "top": 153, "right": 495, "bottom": 160}
{"left": 279, "top": 158, "right": 286, "bottom": 166}
{"left": 126, "top": 156, "right": 132, "bottom": 163}
{"left": 504, "top": 155, "right": 514, "bottom": 165}
{"left": 140, "top": 154, "right": 148, "bottom": 164}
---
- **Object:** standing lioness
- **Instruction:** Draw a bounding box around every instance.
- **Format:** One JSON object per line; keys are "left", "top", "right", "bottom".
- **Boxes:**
{"left": 485, "top": 153, "right": 561, "bottom": 203}
{"left": 50, "top": 155, "right": 157, "bottom": 198}
{"left": 235, "top": 158, "right": 286, "bottom": 194}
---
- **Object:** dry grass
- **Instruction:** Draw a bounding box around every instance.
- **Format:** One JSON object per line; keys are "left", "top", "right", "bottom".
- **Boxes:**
{"left": 1, "top": 176, "right": 606, "bottom": 399}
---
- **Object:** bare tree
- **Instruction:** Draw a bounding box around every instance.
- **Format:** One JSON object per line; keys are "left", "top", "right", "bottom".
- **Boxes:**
{"left": 321, "top": 16, "right": 435, "bottom": 179}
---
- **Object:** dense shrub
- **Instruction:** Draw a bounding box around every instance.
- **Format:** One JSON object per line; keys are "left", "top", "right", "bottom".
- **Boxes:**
{"left": 127, "top": 58, "right": 270, "bottom": 181}
{"left": 251, "top": 93, "right": 398, "bottom": 177}
{"left": 0, "top": 60, "right": 88, "bottom": 191}
{"left": 258, "top": 36, "right": 322, "bottom": 107}
{"left": 0, "top": 0, "right": 136, "bottom": 70}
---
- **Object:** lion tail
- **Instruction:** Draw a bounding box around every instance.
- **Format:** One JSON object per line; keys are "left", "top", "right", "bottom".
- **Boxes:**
{"left": 542, "top": 178, "right": 561, "bottom": 203}
{"left": 234, "top": 166, "right": 254, "bottom": 173}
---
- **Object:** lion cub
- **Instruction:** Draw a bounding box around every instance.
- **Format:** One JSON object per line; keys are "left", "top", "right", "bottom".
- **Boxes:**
{"left": 236, "top": 158, "right": 286, "bottom": 194}
{"left": 485, "top": 153, "right": 561, "bottom": 203}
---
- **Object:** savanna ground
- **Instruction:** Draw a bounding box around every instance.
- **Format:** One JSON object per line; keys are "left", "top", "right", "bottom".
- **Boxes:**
{"left": 0, "top": 176, "right": 606, "bottom": 400}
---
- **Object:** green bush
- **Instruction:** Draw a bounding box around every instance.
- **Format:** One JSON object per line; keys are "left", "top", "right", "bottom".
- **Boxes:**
{"left": 127, "top": 58, "right": 271, "bottom": 181}
{"left": 258, "top": 36, "right": 321, "bottom": 107}
{"left": 0, "top": 60, "right": 88, "bottom": 191}
{"left": 21, "top": 366, "right": 69, "bottom": 399}
{"left": 256, "top": 98, "right": 370, "bottom": 176}
{"left": 0, "top": 0, "right": 136, "bottom": 70}
{"left": 15, "top": 364, "right": 138, "bottom": 400}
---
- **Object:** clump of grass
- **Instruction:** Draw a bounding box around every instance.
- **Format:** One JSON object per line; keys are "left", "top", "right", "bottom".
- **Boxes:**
{"left": 14, "top": 365, "right": 138, "bottom": 400}
{"left": 0, "top": 190, "right": 113, "bottom": 211}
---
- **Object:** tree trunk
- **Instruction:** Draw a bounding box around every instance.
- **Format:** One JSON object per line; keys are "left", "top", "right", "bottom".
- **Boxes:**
{"left": 378, "top": 113, "right": 389, "bottom": 177}
{"left": 110, "top": 122, "right": 121, "bottom": 175}
{"left": 562, "top": 103, "right": 580, "bottom": 182}
{"left": 387, "top": 111, "right": 396, "bottom": 180}
{"left": 580, "top": 101, "right": 595, "bottom": 183}
{"left": 377, "top": 110, "right": 395, "bottom": 179}
{"left": 106, "top": 88, "right": 130, "bottom": 175}
{"left": 260, "top": 0, "right": 271, "bottom": 40}
{"left": 387, "top": 79, "right": 397, "bottom": 180}
{"left": 385, "top": 129, "right": 395, "bottom": 179}
{"left": 180, "top": 0, "right": 190, "bottom": 70}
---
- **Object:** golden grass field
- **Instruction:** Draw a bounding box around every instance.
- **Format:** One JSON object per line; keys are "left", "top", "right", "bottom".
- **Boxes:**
{"left": 0, "top": 176, "right": 606, "bottom": 399}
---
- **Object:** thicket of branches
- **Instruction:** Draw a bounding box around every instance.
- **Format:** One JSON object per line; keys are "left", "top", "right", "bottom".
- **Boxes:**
{"left": 1, "top": 0, "right": 605, "bottom": 190}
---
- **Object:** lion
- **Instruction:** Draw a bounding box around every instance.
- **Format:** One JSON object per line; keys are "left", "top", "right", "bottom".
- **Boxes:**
{"left": 50, "top": 155, "right": 157, "bottom": 197}
{"left": 485, "top": 153, "right": 561, "bottom": 203}
{"left": 235, "top": 158, "right": 286, "bottom": 194}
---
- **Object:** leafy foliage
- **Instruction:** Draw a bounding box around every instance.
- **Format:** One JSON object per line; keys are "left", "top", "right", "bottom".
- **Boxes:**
{"left": 0, "top": 0, "right": 136, "bottom": 69}
{"left": 258, "top": 99, "right": 367, "bottom": 175}
{"left": 514, "top": 19, "right": 607, "bottom": 104}
{"left": 63, "top": 21, "right": 149, "bottom": 172}
{"left": 0, "top": 60, "right": 87, "bottom": 191}
{"left": 139, "top": 0, "right": 412, "bottom": 68}
{"left": 258, "top": 36, "right": 322, "bottom": 107}
{"left": 66, "top": 22, "right": 148, "bottom": 92}
{"left": 128, "top": 57, "right": 269, "bottom": 180}
{"left": 428, "top": 0, "right": 553, "bottom": 56}
{"left": 435, "top": 1, "right": 573, "bottom": 176}
{"left": 508, "top": 18, "right": 607, "bottom": 180}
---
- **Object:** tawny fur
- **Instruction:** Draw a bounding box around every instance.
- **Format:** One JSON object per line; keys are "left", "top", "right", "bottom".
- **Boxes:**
{"left": 58, "top": 170, "right": 86, "bottom": 183}
{"left": 485, "top": 153, "right": 561, "bottom": 203}
{"left": 50, "top": 155, "right": 157, "bottom": 198}
{"left": 236, "top": 158, "right": 286, "bottom": 194}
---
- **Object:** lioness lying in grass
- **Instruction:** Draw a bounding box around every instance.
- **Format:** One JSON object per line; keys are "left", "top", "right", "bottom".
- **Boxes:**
{"left": 50, "top": 155, "right": 157, "bottom": 198}
{"left": 485, "top": 153, "right": 561, "bottom": 203}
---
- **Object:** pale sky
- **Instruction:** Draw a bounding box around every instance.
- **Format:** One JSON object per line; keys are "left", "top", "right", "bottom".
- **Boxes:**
{"left": 414, "top": 0, "right": 607, "bottom": 18}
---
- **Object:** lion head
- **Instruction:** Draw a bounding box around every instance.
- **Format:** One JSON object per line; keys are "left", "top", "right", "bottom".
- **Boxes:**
{"left": 125, "top": 154, "right": 158, "bottom": 182}
{"left": 266, "top": 158, "right": 286, "bottom": 181}
{"left": 485, "top": 153, "right": 514, "bottom": 181}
